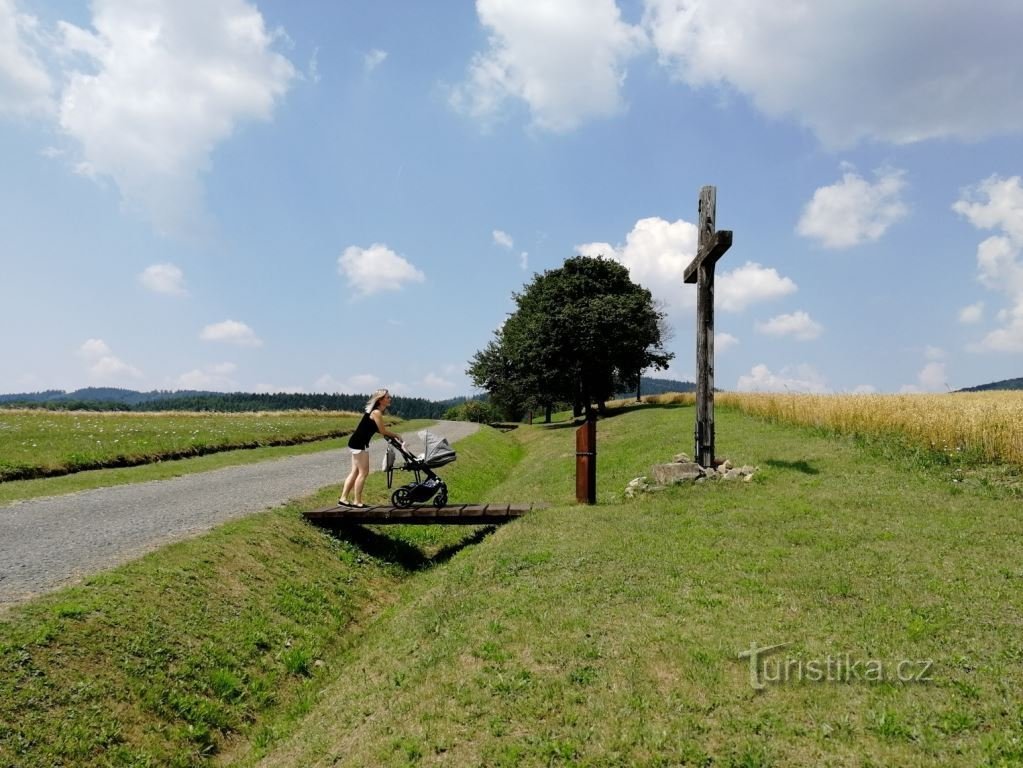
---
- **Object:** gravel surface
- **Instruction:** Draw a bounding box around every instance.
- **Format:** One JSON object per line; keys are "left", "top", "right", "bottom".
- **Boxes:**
{"left": 0, "top": 420, "right": 479, "bottom": 607}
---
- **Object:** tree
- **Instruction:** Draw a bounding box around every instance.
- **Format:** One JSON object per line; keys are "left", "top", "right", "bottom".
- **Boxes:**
{"left": 469, "top": 255, "right": 673, "bottom": 419}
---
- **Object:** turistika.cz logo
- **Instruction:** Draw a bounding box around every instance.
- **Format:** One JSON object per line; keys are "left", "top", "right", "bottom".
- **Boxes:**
{"left": 738, "top": 642, "right": 934, "bottom": 690}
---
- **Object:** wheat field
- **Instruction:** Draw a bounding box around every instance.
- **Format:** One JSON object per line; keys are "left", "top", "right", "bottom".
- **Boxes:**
{"left": 638, "top": 391, "right": 1023, "bottom": 467}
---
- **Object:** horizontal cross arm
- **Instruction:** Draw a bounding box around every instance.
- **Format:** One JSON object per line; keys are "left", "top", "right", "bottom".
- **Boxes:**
{"left": 683, "top": 230, "right": 733, "bottom": 284}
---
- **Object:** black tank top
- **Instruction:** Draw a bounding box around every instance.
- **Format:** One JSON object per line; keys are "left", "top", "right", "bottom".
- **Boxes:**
{"left": 348, "top": 411, "right": 379, "bottom": 450}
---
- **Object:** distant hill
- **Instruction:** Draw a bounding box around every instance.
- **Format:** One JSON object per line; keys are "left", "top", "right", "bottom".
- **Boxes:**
{"left": 958, "top": 377, "right": 1023, "bottom": 392}
{"left": 0, "top": 388, "right": 467, "bottom": 419}
{"left": 617, "top": 376, "right": 697, "bottom": 399}
{"left": 0, "top": 388, "right": 217, "bottom": 405}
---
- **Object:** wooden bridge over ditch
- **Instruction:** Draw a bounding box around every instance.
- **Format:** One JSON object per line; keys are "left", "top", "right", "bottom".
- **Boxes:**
{"left": 303, "top": 502, "right": 542, "bottom": 526}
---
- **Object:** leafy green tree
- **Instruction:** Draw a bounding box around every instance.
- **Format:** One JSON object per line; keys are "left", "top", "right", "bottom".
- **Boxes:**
{"left": 469, "top": 255, "right": 673, "bottom": 419}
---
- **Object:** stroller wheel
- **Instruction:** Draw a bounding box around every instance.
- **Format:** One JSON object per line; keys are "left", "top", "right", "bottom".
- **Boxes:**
{"left": 392, "top": 487, "right": 413, "bottom": 508}
{"left": 434, "top": 486, "right": 448, "bottom": 508}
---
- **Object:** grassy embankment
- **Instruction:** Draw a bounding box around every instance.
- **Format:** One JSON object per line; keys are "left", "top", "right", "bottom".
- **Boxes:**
{"left": 0, "top": 410, "right": 366, "bottom": 482}
{"left": 4, "top": 402, "right": 1023, "bottom": 766}
{"left": 0, "top": 424, "right": 522, "bottom": 767}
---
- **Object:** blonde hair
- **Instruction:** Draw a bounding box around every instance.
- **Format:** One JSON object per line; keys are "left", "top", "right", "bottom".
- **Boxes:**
{"left": 365, "top": 388, "right": 390, "bottom": 413}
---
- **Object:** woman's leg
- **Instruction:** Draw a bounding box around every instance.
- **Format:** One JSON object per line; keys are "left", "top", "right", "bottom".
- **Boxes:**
{"left": 340, "top": 451, "right": 362, "bottom": 503}
{"left": 351, "top": 451, "right": 370, "bottom": 504}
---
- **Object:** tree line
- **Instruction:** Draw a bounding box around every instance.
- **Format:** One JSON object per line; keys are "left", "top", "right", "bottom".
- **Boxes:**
{"left": 0, "top": 391, "right": 462, "bottom": 419}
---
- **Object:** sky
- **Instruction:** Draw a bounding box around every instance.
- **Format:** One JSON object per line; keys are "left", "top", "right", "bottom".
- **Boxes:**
{"left": 2, "top": 0, "right": 1022, "bottom": 398}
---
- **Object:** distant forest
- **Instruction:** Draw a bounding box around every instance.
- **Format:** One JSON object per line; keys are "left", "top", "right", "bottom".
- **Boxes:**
{"left": 0, "top": 388, "right": 464, "bottom": 419}
{"left": 957, "top": 377, "right": 1023, "bottom": 392}
{"left": 0, "top": 376, "right": 700, "bottom": 417}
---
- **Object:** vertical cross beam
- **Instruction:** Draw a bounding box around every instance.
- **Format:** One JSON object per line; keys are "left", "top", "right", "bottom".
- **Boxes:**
{"left": 695, "top": 187, "right": 716, "bottom": 467}
{"left": 684, "top": 186, "right": 732, "bottom": 468}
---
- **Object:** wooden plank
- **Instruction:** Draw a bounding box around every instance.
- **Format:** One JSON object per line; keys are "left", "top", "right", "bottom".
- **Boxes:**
{"left": 683, "top": 230, "right": 732, "bottom": 284}
{"left": 302, "top": 502, "right": 544, "bottom": 526}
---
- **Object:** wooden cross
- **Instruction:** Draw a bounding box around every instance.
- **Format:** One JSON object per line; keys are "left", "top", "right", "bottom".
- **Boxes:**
{"left": 683, "top": 186, "right": 733, "bottom": 468}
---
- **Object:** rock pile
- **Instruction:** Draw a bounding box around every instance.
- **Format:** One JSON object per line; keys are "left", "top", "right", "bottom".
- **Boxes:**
{"left": 625, "top": 453, "right": 757, "bottom": 497}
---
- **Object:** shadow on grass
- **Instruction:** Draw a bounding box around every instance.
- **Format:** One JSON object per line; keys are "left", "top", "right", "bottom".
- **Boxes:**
{"left": 323, "top": 524, "right": 499, "bottom": 571}
{"left": 764, "top": 458, "right": 820, "bottom": 475}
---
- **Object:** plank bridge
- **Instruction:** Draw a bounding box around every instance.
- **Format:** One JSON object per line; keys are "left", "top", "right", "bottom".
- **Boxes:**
{"left": 303, "top": 502, "right": 541, "bottom": 526}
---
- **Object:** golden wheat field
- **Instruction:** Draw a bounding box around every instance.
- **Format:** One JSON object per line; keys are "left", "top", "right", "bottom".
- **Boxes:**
{"left": 639, "top": 390, "right": 1023, "bottom": 467}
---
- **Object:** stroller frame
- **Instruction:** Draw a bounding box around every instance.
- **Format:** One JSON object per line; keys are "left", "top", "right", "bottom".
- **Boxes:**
{"left": 385, "top": 436, "right": 449, "bottom": 508}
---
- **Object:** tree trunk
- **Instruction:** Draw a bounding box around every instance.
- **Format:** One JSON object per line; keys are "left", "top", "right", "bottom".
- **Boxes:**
{"left": 544, "top": 403, "right": 552, "bottom": 423}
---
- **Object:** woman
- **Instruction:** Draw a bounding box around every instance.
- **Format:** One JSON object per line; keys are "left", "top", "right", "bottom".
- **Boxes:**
{"left": 339, "top": 388, "right": 404, "bottom": 508}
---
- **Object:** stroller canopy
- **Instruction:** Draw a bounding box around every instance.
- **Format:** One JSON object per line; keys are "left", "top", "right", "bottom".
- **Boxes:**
{"left": 382, "top": 430, "right": 457, "bottom": 472}
{"left": 417, "top": 430, "right": 457, "bottom": 467}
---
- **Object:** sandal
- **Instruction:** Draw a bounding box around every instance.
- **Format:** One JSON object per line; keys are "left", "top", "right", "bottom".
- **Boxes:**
{"left": 338, "top": 499, "right": 353, "bottom": 507}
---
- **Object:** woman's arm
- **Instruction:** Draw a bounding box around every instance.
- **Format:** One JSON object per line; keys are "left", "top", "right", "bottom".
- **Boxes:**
{"left": 370, "top": 409, "right": 402, "bottom": 440}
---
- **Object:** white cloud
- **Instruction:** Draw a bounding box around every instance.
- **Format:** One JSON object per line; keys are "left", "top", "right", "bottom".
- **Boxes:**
{"left": 200, "top": 319, "right": 263, "bottom": 347}
{"left": 452, "top": 0, "right": 646, "bottom": 133}
{"left": 578, "top": 216, "right": 697, "bottom": 316}
{"left": 493, "top": 229, "right": 514, "bottom": 249}
{"left": 902, "top": 361, "right": 948, "bottom": 393}
{"left": 953, "top": 175, "right": 1023, "bottom": 244}
{"left": 643, "top": 0, "right": 1023, "bottom": 148}
{"left": 79, "top": 338, "right": 113, "bottom": 359}
{"left": 954, "top": 176, "right": 1023, "bottom": 353}
{"left": 56, "top": 0, "right": 296, "bottom": 232}
{"left": 924, "top": 345, "right": 945, "bottom": 361}
{"left": 715, "top": 332, "right": 739, "bottom": 352}
{"left": 797, "top": 167, "right": 908, "bottom": 248}
{"left": 976, "top": 304, "right": 1023, "bottom": 353}
{"left": 918, "top": 361, "right": 947, "bottom": 391}
{"left": 78, "top": 337, "right": 142, "bottom": 383}
{"left": 736, "top": 363, "right": 829, "bottom": 394}
{"left": 519, "top": 251, "right": 529, "bottom": 271}
{"left": 175, "top": 362, "right": 237, "bottom": 391}
{"left": 716, "top": 261, "right": 797, "bottom": 312}
{"left": 755, "top": 311, "right": 823, "bottom": 341}
{"left": 338, "top": 243, "right": 426, "bottom": 296}
{"left": 578, "top": 219, "right": 796, "bottom": 317}
{"left": 0, "top": 0, "right": 54, "bottom": 119}
{"left": 364, "top": 48, "right": 387, "bottom": 73}
{"left": 139, "top": 263, "right": 187, "bottom": 296}
{"left": 958, "top": 302, "right": 984, "bottom": 324}
{"left": 851, "top": 384, "right": 878, "bottom": 395}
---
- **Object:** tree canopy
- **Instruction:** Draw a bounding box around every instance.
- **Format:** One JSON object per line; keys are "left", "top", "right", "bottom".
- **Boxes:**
{"left": 469, "top": 255, "right": 673, "bottom": 419}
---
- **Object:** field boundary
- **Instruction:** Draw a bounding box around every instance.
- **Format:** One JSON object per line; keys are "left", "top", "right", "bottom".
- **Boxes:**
{"left": 0, "top": 430, "right": 354, "bottom": 483}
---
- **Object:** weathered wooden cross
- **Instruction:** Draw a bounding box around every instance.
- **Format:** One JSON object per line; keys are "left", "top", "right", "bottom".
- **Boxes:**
{"left": 683, "top": 186, "right": 733, "bottom": 468}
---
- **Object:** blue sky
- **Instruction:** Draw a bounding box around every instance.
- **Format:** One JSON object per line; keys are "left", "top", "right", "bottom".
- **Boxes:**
{"left": 2, "top": 0, "right": 1022, "bottom": 398}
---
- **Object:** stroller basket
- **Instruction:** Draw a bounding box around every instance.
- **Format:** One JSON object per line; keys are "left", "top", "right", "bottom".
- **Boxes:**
{"left": 383, "top": 431, "right": 457, "bottom": 508}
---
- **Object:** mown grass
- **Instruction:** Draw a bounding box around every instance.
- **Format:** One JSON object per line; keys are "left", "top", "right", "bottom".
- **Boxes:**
{"left": 0, "top": 410, "right": 366, "bottom": 481}
{"left": 0, "top": 420, "right": 435, "bottom": 507}
{"left": 254, "top": 404, "right": 1023, "bottom": 767}
{"left": 5, "top": 405, "right": 1023, "bottom": 766}
{"left": 0, "top": 426, "right": 517, "bottom": 768}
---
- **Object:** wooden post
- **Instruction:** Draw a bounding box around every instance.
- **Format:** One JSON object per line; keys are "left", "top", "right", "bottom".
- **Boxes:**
{"left": 575, "top": 416, "right": 596, "bottom": 504}
{"left": 683, "top": 186, "right": 733, "bottom": 468}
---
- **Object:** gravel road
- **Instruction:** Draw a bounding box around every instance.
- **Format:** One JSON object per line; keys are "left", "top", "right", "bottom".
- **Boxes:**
{"left": 0, "top": 420, "right": 479, "bottom": 608}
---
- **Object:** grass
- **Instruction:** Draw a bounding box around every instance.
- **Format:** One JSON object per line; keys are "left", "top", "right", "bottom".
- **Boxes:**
{"left": 255, "top": 404, "right": 1023, "bottom": 767}
{"left": 0, "top": 426, "right": 514, "bottom": 767}
{"left": 4, "top": 405, "right": 1023, "bottom": 766}
{"left": 0, "top": 420, "right": 434, "bottom": 507}
{"left": 0, "top": 409, "right": 369, "bottom": 481}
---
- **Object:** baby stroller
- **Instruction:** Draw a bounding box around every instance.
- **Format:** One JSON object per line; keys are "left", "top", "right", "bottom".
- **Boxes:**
{"left": 383, "top": 431, "right": 457, "bottom": 507}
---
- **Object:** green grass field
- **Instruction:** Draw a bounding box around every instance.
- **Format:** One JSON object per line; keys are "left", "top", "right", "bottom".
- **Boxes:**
{"left": 0, "top": 410, "right": 364, "bottom": 481}
{"left": 2, "top": 405, "right": 1022, "bottom": 767}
